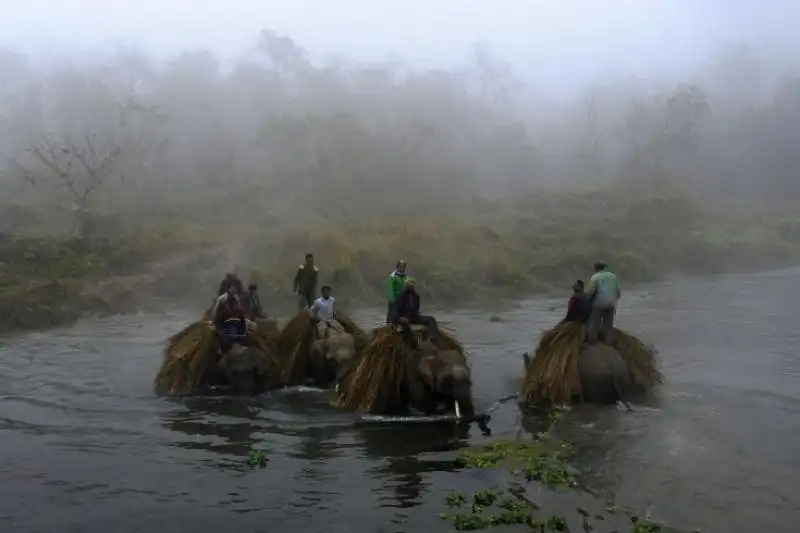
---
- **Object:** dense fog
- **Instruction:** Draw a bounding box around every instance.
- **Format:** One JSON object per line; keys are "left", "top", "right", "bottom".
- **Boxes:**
{"left": 1, "top": 30, "right": 799, "bottom": 238}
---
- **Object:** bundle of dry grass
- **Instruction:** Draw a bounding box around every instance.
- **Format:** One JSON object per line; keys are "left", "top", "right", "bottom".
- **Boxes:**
{"left": 614, "top": 329, "right": 664, "bottom": 390}
{"left": 521, "top": 323, "right": 663, "bottom": 405}
{"left": 154, "top": 321, "right": 218, "bottom": 395}
{"left": 279, "top": 310, "right": 367, "bottom": 384}
{"left": 521, "top": 322, "right": 586, "bottom": 405}
{"left": 278, "top": 311, "right": 316, "bottom": 383}
{"left": 246, "top": 322, "right": 286, "bottom": 385}
{"left": 332, "top": 325, "right": 466, "bottom": 413}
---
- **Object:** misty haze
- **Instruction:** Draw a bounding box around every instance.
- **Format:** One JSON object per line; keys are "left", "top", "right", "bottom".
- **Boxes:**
{"left": 1, "top": 4, "right": 799, "bottom": 533}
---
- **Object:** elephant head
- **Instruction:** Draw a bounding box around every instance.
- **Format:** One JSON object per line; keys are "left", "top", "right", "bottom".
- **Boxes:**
{"left": 215, "top": 344, "right": 273, "bottom": 394}
{"left": 577, "top": 344, "right": 631, "bottom": 404}
{"left": 410, "top": 341, "right": 475, "bottom": 419}
{"left": 309, "top": 332, "right": 357, "bottom": 388}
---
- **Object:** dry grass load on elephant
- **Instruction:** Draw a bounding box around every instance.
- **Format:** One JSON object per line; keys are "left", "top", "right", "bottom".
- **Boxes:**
{"left": 278, "top": 310, "right": 367, "bottom": 386}
{"left": 520, "top": 322, "right": 663, "bottom": 406}
{"left": 153, "top": 319, "right": 285, "bottom": 396}
{"left": 332, "top": 325, "right": 472, "bottom": 416}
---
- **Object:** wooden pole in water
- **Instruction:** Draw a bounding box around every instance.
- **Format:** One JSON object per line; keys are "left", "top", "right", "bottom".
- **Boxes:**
{"left": 455, "top": 400, "right": 461, "bottom": 419}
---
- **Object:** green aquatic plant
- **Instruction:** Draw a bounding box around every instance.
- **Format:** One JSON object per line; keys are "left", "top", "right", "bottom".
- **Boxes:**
{"left": 247, "top": 450, "right": 268, "bottom": 468}
{"left": 456, "top": 438, "right": 575, "bottom": 489}
{"left": 440, "top": 486, "right": 568, "bottom": 531}
{"left": 443, "top": 437, "right": 686, "bottom": 532}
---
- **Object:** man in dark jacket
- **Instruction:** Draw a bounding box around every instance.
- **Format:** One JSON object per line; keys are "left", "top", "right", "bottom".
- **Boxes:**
{"left": 243, "top": 283, "right": 266, "bottom": 319}
{"left": 217, "top": 272, "right": 244, "bottom": 297}
{"left": 559, "top": 280, "right": 591, "bottom": 325}
{"left": 391, "top": 278, "right": 438, "bottom": 347}
{"left": 293, "top": 253, "right": 318, "bottom": 310}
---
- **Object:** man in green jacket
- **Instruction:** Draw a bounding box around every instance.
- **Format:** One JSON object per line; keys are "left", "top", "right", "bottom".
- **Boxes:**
{"left": 585, "top": 262, "right": 621, "bottom": 344}
{"left": 386, "top": 260, "right": 407, "bottom": 323}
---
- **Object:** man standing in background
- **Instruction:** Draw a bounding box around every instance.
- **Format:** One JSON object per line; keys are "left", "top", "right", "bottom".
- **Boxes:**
{"left": 293, "top": 253, "right": 319, "bottom": 310}
{"left": 386, "top": 260, "right": 407, "bottom": 323}
{"left": 586, "top": 262, "right": 621, "bottom": 344}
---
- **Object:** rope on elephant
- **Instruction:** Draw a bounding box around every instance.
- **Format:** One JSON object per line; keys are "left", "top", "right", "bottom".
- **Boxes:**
{"left": 520, "top": 323, "right": 663, "bottom": 406}
{"left": 154, "top": 320, "right": 218, "bottom": 395}
{"left": 332, "top": 326, "right": 467, "bottom": 414}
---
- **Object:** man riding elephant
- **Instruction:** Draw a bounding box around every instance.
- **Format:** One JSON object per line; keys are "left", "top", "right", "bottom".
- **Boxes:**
{"left": 293, "top": 253, "right": 319, "bottom": 311}
{"left": 217, "top": 272, "right": 245, "bottom": 297}
{"left": 243, "top": 283, "right": 266, "bottom": 320}
{"left": 391, "top": 278, "right": 439, "bottom": 348}
{"left": 309, "top": 285, "right": 343, "bottom": 339}
{"left": 586, "top": 262, "right": 621, "bottom": 344}
{"left": 386, "top": 260, "right": 407, "bottom": 324}
{"left": 211, "top": 284, "right": 248, "bottom": 353}
{"left": 559, "top": 280, "right": 591, "bottom": 326}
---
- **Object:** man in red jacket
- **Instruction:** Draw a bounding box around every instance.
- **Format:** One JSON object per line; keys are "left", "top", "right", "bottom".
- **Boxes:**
{"left": 211, "top": 284, "right": 247, "bottom": 351}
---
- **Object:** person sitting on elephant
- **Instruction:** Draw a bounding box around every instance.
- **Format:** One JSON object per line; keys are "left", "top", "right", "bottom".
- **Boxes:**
{"left": 217, "top": 272, "right": 245, "bottom": 297}
{"left": 392, "top": 278, "right": 439, "bottom": 346}
{"left": 309, "top": 285, "right": 342, "bottom": 339}
{"left": 386, "top": 260, "right": 407, "bottom": 324}
{"left": 586, "top": 262, "right": 621, "bottom": 344}
{"left": 211, "top": 285, "right": 248, "bottom": 352}
{"left": 559, "top": 280, "right": 591, "bottom": 325}
{"left": 243, "top": 283, "right": 266, "bottom": 319}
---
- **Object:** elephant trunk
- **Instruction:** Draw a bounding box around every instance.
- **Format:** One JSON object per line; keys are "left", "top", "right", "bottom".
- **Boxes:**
{"left": 447, "top": 366, "right": 475, "bottom": 418}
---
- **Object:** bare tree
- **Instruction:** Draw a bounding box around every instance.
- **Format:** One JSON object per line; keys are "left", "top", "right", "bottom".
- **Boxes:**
{"left": 21, "top": 132, "right": 122, "bottom": 238}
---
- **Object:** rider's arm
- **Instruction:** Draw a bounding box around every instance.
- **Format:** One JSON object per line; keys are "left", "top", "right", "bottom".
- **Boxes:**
{"left": 211, "top": 294, "right": 226, "bottom": 321}
{"left": 308, "top": 298, "right": 321, "bottom": 320}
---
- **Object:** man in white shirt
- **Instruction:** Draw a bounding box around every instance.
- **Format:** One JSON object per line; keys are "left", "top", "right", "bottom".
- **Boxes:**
{"left": 309, "top": 285, "right": 342, "bottom": 338}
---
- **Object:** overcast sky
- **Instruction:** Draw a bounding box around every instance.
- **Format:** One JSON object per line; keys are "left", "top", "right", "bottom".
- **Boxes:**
{"left": 3, "top": 0, "right": 799, "bottom": 93}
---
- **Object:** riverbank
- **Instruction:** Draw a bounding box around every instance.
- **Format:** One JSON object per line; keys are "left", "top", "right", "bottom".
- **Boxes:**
{"left": 2, "top": 186, "right": 799, "bottom": 334}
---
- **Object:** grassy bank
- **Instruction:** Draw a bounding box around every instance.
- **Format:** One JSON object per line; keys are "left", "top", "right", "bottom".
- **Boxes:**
{"left": 2, "top": 185, "right": 799, "bottom": 333}
{"left": 0, "top": 230, "right": 215, "bottom": 333}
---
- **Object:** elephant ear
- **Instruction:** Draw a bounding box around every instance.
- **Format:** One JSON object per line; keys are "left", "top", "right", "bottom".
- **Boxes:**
{"left": 417, "top": 355, "right": 437, "bottom": 389}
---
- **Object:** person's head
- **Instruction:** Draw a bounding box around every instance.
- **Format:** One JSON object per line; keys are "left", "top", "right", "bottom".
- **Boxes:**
{"left": 396, "top": 260, "right": 407, "bottom": 274}
{"left": 404, "top": 278, "right": 416, "bottom": 292}
{"left": 226, "top": 283, "right": 237, "bottom": 296}
{"left": 248, "top": 283, "right": 257, "bottom": 293}
{"left": 305, "top": 253, "right": 314, "bottom": 264}
{"left": 594, "top": 262, "right": 607, "bottom": 273}
{"left": 321, "top": 285, "right": 332, "bottom": 298}
{"left": 224, "top": 272, "right": 234, "bottom": 280}
{"left": 572, "top": 280, "right": 584, "bottom": 293}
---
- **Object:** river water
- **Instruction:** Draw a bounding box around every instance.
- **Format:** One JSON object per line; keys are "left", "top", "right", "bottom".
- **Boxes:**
{"left": 1, "top": 268, "right": 799, "bottom": 533}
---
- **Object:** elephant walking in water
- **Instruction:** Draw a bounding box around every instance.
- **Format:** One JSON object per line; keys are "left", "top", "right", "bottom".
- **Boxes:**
{"left": 213, "top": 343, "right": 282, "bottom": 394}
{"left": 522, "top": 343, "right": 631, "bottom": 404}
{"left": 406, "top": 341, "right": 476, "bottom": 418}
{"left": 308, "top": 331, "right": 358, "bottom": 389}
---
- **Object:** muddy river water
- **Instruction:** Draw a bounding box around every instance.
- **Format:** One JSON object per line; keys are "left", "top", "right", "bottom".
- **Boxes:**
{"left": 1, "top": 268, "right": 799, "bottom": 533}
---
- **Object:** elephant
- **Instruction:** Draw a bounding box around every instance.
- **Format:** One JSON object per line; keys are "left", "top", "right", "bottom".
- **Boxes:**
{"left": 522, "top": 343, "right": 631, "bottom": 404}
{"left": 406, "top": 341, "right": 476, "bottom": 419}
{"left": 308, "top": 331, "right": 358, "bottom": 388}
{"left": 214, "top": 343, "right": 280, "bottom": 395}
